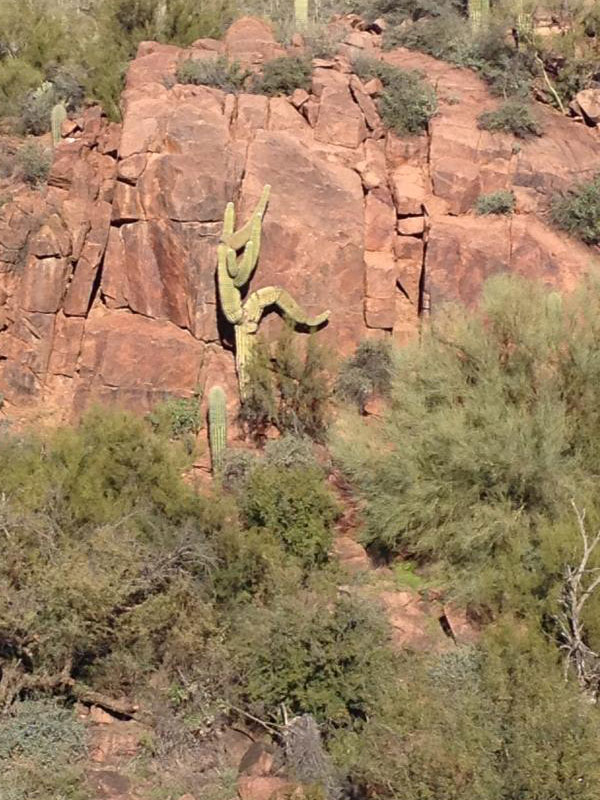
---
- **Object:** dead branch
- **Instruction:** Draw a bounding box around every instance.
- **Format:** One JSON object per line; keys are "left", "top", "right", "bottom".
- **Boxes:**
{"left": 554, "top": 501, "right": 600, "bottom": 699}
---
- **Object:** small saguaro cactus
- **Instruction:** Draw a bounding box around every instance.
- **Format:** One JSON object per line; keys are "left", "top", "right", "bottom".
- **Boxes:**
{"left": 295, "top": 0, "right": 308, "bottom": 26}
{"left": 217, "top": 185, "right": 330, "bottom": 399}
{"left": 468, "top": 0, "right": 490, "bottom": 31}
{"left": 51, "top": 102, "right": 67, "bottom": 147}
{"left": 208, "top": 385, "right": 227, "bottom": 473}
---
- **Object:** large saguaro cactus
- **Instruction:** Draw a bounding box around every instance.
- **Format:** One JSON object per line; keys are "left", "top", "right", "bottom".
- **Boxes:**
{"left": 295, "top": 0, "right": 308, "bottom": 26}
{"left": 468, "top": 0, "right": 490, "bottom": 31}
{"left": 217, "top": 185, "right": 329, "bottom": 399}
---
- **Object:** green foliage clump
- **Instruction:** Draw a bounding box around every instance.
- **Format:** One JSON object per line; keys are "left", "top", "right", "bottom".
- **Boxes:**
{"left": 478, "top": 99, "right": 542, "bottom": 138}
{"left": 550, "top": 174, "right": 600, "bottom": 245}
{"left": 474, "top": 189, "right": 515, "bottom": 215}
{"left": 252, "top": 55, "right": 312, "bottom": 96}
{"left": 227, "top": 592, "right": 395, "bottom": 729}
{"left": 0, "top": 698, "right": 88, "bottom": 800}
{"left": 332, "top": 274, "right": 600, "bottom": 606}
{"left": 148, "top": 394, "right": 202, "bottom": 439}
{"left": 16, "top": 141, "right": 51, "bottom": 185}
{"left": 240, "top": 464, "right": 338, "bottom": 568}
{"left": 240, "top": 329, "right": 331, "bottom": 443}
{"left": 353, "top": 56, "right": 437, "bottom": 135}
{"left": 175, "top": 55, "right": 248, "bottom": 92}
{"left": 263, "top": 433, "right": 318, "bottom": 470}
{"left": 348, "top": 625, "right": 600, "bottom": 800}
{"left": 335, "top": 339, "right": 392, "bottom": 412}
{"left": 220, "top": 447, "right": 258, "bottom": 492}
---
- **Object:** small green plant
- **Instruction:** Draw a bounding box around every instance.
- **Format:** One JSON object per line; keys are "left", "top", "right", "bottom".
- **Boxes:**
{"left": 220, "top": 447, "right": 258, "bottom": 492}
{"left": 474, "top": 190, "right": 516, "bottom": 215}
{"left": 263, "top": 434, "right": 318, "bottom": 470}
{"left": 353, "top": 56, "right": 437, "bottom": 135}
{"left": 208, "top": 385, "right": 227, "bottom": 473}
{"left": 240, "top": 464, "right": 338, "bottom": 568}
{"left": 175, "top": 55, "right": 248, "bottom": 93}
{"left": 147, "top": 394, "right": 202, "bottom": 438}
{"left": 16, "top": 141, "right": 51, "bottom": 185}
{"left": 393, "top": 561, "right": 425, "bottom": 590}
{"left": 550, "top": 174, "right": 600, "bottom": 245}
{"left": 478, "top": 100, "right": 542, "bottom": 138}
{"left": 335, "top": 339, "right": 392, "bottom": 413}
{"left": 252, "top": 55, "right": 312, "bottom": 96}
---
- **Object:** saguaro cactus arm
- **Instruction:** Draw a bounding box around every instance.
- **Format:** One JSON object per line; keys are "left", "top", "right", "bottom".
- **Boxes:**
{"left": 245, "top": 286, "right": 330, "bottom": 329}
{"left": 51, "top": 102, "right": 67, "bottom": 147}
{"left": 217, "top": 245, "right": 243, "bottom": 324}
{"left": 222, "top": 185, "right": 271, "bottom": 252}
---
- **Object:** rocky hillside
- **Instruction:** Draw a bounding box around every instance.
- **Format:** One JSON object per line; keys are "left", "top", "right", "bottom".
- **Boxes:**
{"left": 0, "top": 15, "right": 598, "bottom": 424}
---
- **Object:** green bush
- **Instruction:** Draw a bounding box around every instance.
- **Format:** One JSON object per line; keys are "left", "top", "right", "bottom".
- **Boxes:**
{"left": 353, "top": 56, "right": 437, "bottom": 135}
{"left": 147, "top": 394, "right": 202, "bottom": 439}
{"left": 16, "top": 141, "right": 51, "bottom": 185}
{"left": 550, "top": 174, "right": 600, "bottom": 245}
{"left": 0, "top": 698, "right": 88, "bottom": 800}
{"left": 263, "top": 434, "right": 318, "bottom": 470}
{"left": 474, "top": 189, "right": 515, "bottom": 215}
{"left": 348, "top": 625, "right": 600, "bottom": 800}
{"left": 220, "top": 447, "right": 258, "bottom": 492}
{"left": 240, "top": 464, "right": 338, "bottom": 568}
{"left": 335, "top": 339, "right": 392, "bottom": 412}
{"left": 227, "top": 592, "right": 395, "bottom": 729}
{"left": 478, "top": 100, "right": 542, "bottom": 138}
{"left": 175, "top": 55, "right": 248, "bottom": 92}
{"left": 240, "top": 329, "right": 331, "bottom": 443}
{"left": 252, "top": 55, "right": 312, "bottom": 96}
{"left": 332, "top": 274, "right": 600, "bottom": 604}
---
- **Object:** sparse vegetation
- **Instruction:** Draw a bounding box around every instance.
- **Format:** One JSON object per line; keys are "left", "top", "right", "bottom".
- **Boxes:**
{"left": 474, "top": 189, "right": 515, "bottom": 215}
{"left": 478, "top": 99, "right": 542, "bottom": 138}
{"left": 251, "top": 55, "right": 312, "bottom": 96}
{"left": 16, "top": 140, "right": 51, "bottom": 185}
{"left": 335, "top": 338, "right": 392, "bottom": 412}
{"left": 353, "top": 56, "right": 437, "bottom": 134}
{"left": 175, "top": 55, "right": 248, "bottom": 92}
{"left": 550, "top": 174, "right": 600, "bottom": 245}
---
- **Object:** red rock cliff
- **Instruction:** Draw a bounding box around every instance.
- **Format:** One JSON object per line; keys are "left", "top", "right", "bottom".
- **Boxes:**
{"left": 0, "top": 16, "right": 598, "bottom": 423}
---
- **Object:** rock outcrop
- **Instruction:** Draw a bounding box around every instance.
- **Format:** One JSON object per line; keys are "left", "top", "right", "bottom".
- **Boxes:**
{"left": 0, "top": 16, "right": 598, "bottom": 423}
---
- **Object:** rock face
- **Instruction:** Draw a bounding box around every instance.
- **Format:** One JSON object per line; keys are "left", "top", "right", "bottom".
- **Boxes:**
{"left": 0, "top": 18, "right": 598, "bottom": 423}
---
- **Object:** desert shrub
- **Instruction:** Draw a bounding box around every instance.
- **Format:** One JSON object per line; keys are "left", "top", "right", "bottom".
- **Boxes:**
{"left": 550, "top": 174, "right": 600, "bottom": 245}
{"left": 474, "top": 189, "right": 515, "bottom": 215}
{"left": 388, "top": 13, "right": 537, "bottom": 98}
{"left": 0, "top": 698, "right": 88, "bottom": 800}
{"left": 227, "top": 592, "right": 395, "bottom": 729}
{"left": 220, "top": 447, "right": 258, "bottom": 492}
{"left": 238, "top": 336, "right": 278, "bottom": 439}
{"left": 240, "top": 329, "right": 331, "bottom": 442}
{"left": 175, "top": 55, "right": 248, "bottom": 92}
{"left": 20, "top": 81, "right": 59, "bottom": 135}
{"left": 16, "top": 141, "right": 51, "bottom": 185}
{"left": 263, "top": 434, "right": 318, "bottom": 470}
{"left": 272, "top": 327, "right": 331, "bottom": 441}
{"left": 252, "top": 55, "right": 312, "bottom": 96}
{"left": 477, "top": 99, "right": 542, "bottom": 137}
{"left": 0, "top": 409, "right": 230, "bottom": 701}
{"left": 240, "top": 464, "right": 338, "bottom": 568}
{"left": 348, "top": 625, "right": 600, "bottom": 800}
{"left": 332, "top": 274, "right": 600, "bottom": 604}
{"left": 211, "top": 523, "right": 302, "bottom": 605}
{"left": 335, "top": 339, "right": 392, "bottom": 412}
{"left": 0, "top": 58, "right": 43, "bottom": 117}
{"left": 353, "top": 56, "right": 437, "bottom": 134}
{"left": 148, "top": 394, "right": 202, "bottom": 439}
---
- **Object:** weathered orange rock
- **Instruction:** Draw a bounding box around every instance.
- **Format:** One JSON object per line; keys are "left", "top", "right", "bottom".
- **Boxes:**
{"left": 390, "top": 163, "right": 427, "bottom": 215}
{"left": 365, "top": 187, "right": 396, "bottom": 251}
{"left": 224, "top": 16, "right": 284, "bottom": 65}
{"left": 237, "top": 776, "right": 296, "bottom": 800}
{"left": 315, "top": 85, "right": 367, "bottom": 149}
